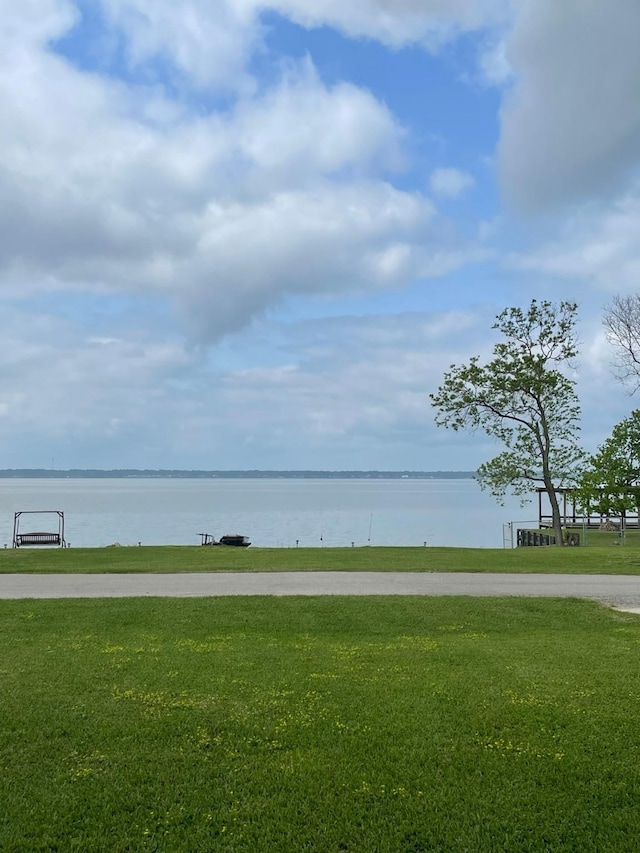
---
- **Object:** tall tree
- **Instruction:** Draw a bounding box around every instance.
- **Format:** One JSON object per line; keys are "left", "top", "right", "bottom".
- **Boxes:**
{"left": 430, "top": 299, "right": 583, "bottom": 545}
{"left": 576, "top": 410, "right": 640, "bottom": 525}
{"left": 603, "top": 294, "right": 640, "bottom": 392}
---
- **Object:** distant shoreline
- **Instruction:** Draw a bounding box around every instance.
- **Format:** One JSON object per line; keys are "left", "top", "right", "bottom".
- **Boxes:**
{"left": 0, "top": 469, "right": 476, "bottom": 480}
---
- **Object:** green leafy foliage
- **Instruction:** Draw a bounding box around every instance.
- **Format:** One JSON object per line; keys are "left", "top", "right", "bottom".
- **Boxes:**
{"left": 576, "top": 409, "right": 640, "bottom": 520}
{"left": 430, "top": 300, "right": 583, "bottom": 542}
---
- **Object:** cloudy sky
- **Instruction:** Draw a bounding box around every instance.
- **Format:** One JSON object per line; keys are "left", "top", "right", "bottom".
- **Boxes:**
{"left": 1, "top": 0, "right": 639, "bottom": 471}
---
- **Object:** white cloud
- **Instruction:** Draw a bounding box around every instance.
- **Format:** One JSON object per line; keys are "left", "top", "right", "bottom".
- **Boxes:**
{"left": 0, "top": 0, "right": 78, "bottom": 46}
{"left": 102, "top": 0, "right": 632, "bottom": 219}
{"left": 498, "top": 0, "right": 640, "bottom": 211}
{"left": 509, "top": 189, "right": 640, "bottom": 293}
{"left": 99, "top": 0, "right": 262, "bottom": 92}
{"left": 0, "top": 294, "right": 626, "bottom": 469}
{"left": 0, "top": 13, "right": 469, "bottom": 343}
{"left": 0, "top": 309, "right": 193, "bottom": 447}
{"left": 268, "top": 0, "right": 508, "bottom": 48}
{"left": 95, "top": 0, "right": 508, "bottom": 90}
{"left": 211, "top": 305, "right": 626, "bottom": 467}
{"left": 429, "top": 167, "right": 475, "bottom": 199}
{"left": 218, "top": 312, "right": 482, "bottom": 446}
{"left": 477, "top": 35, "right": 512, "bottom": 85}
{"left": 230, "top": 62, "right": 406, "bottom": 184}
{"left": 176, "top": 181, "right": 461, "bottom": 340}
{"left": 0, "top": 306, "right": 493, "bottom": 468}
{"left": 7, "top": 0, "right": 637, "bottom": 472}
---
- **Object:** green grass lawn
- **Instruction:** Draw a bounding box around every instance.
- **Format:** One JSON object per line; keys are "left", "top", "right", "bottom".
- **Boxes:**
{"left": 2, "top": 596, "right": 640, "bottom": 852}
{"left": 2, "top": 541, "right": 640, "bottom": 574}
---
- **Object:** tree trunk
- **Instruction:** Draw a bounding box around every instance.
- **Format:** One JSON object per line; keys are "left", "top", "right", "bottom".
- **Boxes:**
{"left": 545, "top": 485, "right": 564, "bottom": 546}
{"left": 539, "top": 424, "right": 564, "bottom": 546}
{"left": 539, "top": 453, "right": 564, "bottom": 546}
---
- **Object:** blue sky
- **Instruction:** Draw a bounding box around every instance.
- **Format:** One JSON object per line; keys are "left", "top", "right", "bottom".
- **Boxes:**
{"left": 1, "top": 0, "right": 640, "bottom": 471}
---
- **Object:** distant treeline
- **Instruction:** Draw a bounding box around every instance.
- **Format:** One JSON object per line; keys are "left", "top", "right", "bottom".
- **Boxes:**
{"left": 0, "top": 469, "right": 476, "bottom": 480}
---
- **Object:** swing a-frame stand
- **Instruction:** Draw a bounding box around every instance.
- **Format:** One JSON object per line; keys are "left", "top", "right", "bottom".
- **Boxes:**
{"left": 13, "top": 511, "right": 66, "bottom": 548}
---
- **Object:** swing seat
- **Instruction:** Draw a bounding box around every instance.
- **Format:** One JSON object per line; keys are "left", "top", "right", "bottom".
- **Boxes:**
{"left": 15, "top": 532, "right": 62, "bottom": 547}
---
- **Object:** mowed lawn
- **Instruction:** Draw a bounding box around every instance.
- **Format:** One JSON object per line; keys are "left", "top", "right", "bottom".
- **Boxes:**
{"left": 3, "top": 539, "right": 640, "bottom": 573}
{"left": 2, "top": 596, "right": 640, "bottom": 852}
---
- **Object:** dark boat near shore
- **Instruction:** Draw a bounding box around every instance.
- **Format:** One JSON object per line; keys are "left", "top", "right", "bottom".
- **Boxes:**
{"left": 219, "top": 534, "right": 251, "bottom": 547}
{"left": 199, "top": 532, "right": 251, "bottom": 547}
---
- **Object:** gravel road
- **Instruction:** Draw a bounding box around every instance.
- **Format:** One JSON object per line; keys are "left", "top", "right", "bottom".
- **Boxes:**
{"left": 2, "top": 572, "right": 640, "bottom": 611}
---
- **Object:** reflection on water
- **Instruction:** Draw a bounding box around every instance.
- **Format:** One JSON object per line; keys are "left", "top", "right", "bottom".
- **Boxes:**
{"left": 0, "top": 479, "right": 528, "bottom": 549}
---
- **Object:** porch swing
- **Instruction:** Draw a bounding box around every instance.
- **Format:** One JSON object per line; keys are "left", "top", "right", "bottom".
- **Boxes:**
{"left": 12, "top": 511, "right": 66, "bottom": 548}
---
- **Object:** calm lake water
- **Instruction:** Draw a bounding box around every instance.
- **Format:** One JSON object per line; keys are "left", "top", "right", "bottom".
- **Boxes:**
{"left": 0, "top": 478, "right": 532, "bottom": 550}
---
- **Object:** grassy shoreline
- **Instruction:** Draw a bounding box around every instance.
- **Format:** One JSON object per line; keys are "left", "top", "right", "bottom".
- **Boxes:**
{"left": 2, "top": 543, "right": 640, "bottom": 574}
